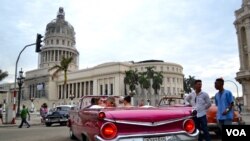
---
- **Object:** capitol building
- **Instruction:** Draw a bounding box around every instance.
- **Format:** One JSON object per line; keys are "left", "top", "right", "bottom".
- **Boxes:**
{"left": 1, "top": 7, "right": 184, "bottom": 109}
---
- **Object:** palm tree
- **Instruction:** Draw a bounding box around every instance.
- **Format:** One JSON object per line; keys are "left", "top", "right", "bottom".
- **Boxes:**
{"left": 145, "top": 66, "right": 156, "bottom": 94}
{"left": 124, "top": 70, "right": 139, "bottom": 95}
{"left": 152, "top": 71, "right": 163, "bottom": 94}
{"left": 183, "top": 75, "right": 196, "bottom": 93}
{"left": 49, "top": 56, "right": 73, "bottom": 103}
{"left": 138, "top": 72, "right": 150, "bottom": 91}
{"left": 0, "top": 69, "right": 8, "bottom": 82}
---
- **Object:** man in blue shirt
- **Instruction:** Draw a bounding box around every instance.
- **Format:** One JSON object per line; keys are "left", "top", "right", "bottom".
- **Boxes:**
{"left": 214, "top": 78, "right": 234, "bottom": 129}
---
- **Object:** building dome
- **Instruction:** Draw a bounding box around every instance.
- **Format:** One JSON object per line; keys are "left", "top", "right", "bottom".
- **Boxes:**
{"left": 45, "top": 7, "right": 75, "bottom": 44}
{"left": 39, "top": 7, "right": 79, "bottom": 71}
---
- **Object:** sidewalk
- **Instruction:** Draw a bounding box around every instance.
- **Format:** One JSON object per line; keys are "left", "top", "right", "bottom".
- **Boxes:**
{"left": 0, "top": 112, "right": 42, "bottom": 128}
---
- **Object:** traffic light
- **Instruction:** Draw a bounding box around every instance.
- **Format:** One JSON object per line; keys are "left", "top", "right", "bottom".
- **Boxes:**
{"left": 36, "top": 33, "right": 43, "bottom": 52}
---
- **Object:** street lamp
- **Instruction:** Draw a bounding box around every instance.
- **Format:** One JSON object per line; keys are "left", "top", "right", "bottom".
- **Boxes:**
{"left": 69, "top": 94, "right": 75, "bottom": 105}
{"left": 225, "top": 80, "right": 239, "bottom": 98}
{"left": 16, "top": 68, "right": 25, "bottom": 117}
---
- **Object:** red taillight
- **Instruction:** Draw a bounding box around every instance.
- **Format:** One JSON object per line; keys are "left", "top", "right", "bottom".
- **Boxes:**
{"left": 183, "top": 119, "right": 195, "bottom": 134}
{"left": 100, "top": 122, "right": 117, "bottom": 139}
{"left": 98, "top": 112, "right": 106, "bottom": 120}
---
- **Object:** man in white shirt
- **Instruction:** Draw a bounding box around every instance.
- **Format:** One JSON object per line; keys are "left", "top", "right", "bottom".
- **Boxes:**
{"left": 185, "top": 79, "right": 211, "bottom": 141}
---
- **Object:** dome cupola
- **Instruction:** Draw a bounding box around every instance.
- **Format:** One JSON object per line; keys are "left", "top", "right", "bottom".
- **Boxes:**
{"left": 38, "top": 7, "right": 79, "bottom": 71}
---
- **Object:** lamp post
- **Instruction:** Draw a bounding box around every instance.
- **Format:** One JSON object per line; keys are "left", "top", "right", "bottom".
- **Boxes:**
{"left": 69, "top": 94, "right": 75, "bottom": 105}
{"left": 225, "top": 80, "right": 239, "bottom": 98}
{"left": 16, "top": 68, "right": 25, "bottom": 117}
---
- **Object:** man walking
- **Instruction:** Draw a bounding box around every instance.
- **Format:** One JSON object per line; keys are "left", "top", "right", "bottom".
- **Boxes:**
{"left": 18, "top": 105, "right": 30, "bottom": 128}
{"left": 185, "top": 79, "right": 211, "bottom": 141}
{"left": 214, "top": 78, "right": 234, "bottom": 128}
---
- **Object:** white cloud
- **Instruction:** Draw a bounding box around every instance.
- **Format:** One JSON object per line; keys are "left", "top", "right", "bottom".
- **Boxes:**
{"left": 0, "top": 0, "right": 243, "bottom": 96}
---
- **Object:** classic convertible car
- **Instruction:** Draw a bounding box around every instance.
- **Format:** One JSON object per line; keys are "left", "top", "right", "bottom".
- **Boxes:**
{"left": 67, "top": 96, "right": 199, "bottom": 141}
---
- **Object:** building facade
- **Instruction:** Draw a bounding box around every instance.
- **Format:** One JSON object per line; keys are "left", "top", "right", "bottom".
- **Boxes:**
{"left": 1, "top": 7, "right": 184, "bottom": 109}
{"left": 235, "top": 0, "right": 250, "bottom": 111}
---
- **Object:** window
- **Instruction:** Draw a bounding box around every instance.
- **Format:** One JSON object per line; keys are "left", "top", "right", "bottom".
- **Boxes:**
{"left": 110, "top": 84, "right": 113, "bottom": 95}
{"left": 62, "top": 40, "right": 65, "bottom": 45}
{"left": 56, "top": 39, "right": 59, "bottom": 44}
{"left": 90, "top": 81, "right": 93, "bottom": 95}
{"left": 105, "top": 84, "right": 108, "bottom": 95}
{"left": 100, "top": 85, "right": 103, "bottom": 95}
{"left": 167, "top": 77, "right": 170, "bottom": 83}
{"left": 167, "top": 87, "right": 170, "bottom": 95}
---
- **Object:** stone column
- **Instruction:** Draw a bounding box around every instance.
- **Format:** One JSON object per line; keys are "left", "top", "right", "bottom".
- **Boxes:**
{"left": 243, "top": 81, "right": 250, "bottom": 112}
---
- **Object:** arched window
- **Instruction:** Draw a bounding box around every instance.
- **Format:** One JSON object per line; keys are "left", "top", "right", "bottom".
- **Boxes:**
{"left": 241, "top": 27, "right": 249, "bottom": 69}
{"left": 241, "top": 27, "right": 247, "bottom": 48}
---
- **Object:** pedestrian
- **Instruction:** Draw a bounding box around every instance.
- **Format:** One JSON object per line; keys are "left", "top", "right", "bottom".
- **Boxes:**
{"left": 18, "top": 104, "right": 30, "bottom": 128}
{"left": 0, "top": 104, "right": 4, "bottom": 124}
{"left": 236, "top": 98, "right": 242, "bottom": 114}
{"left": 123, "top": 95, "right": 133, "bottom": 107}
{"left": 214, "top": 78, "right": 234, "bottom": 128}
{"left": 184, "top": 79, "right": 211, "bottom": 141}
{"left": 40, "top": 103, "right": 48, "bottom": 124}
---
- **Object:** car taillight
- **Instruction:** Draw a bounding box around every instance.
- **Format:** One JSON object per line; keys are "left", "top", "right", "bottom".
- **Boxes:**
{"left": 100, "top": 122, "right": 117, "bottom": 139}
{"left": 183, "top": 119, "right": 195, "bottom": 134}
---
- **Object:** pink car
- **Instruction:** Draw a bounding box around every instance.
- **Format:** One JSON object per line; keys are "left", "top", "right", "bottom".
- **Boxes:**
{"left": 67, "top": 96, "right": 199, "bottom": 141}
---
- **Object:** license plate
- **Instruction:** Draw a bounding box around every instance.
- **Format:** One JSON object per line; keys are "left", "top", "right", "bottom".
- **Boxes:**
{"left": 51, "top": 119, "right": 59, "bottom": 122}
{"left": 143, "top": 136, "right": 177, "bottom": 141}
{"left": 143, "top": 137, "right": 166, "bottom": 141}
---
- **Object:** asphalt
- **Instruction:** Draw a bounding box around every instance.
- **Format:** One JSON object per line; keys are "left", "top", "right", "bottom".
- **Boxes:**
{"left": 1, "top": 112, "right": 250, "bottom": 128}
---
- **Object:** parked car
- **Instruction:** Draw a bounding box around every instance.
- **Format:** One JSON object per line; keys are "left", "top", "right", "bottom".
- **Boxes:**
{"left": 158, "top": 96, "right": 245, "bottom": 136}
{"left": 206, "top": 104, "right": 245, "bottom": 135}
{"left": 45, "top": 105, "right": 75, "bottom": 127}
{"left": 67, "top": 96, "right": 199, "bottom": 141}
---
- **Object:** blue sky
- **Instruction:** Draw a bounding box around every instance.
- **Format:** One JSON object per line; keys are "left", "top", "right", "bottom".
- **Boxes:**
{"left": 0, "top": 0, "right": 242, "bottom": 97}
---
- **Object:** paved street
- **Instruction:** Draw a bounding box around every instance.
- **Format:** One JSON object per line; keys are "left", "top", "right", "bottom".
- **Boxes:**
{"left": 0, "top": 125, "right": 70, "bottom": 141}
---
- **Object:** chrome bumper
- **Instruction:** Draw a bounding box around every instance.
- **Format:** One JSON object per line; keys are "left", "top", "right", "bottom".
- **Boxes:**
{"left": 95, "top": 129, "right": 199, "bottom": 141}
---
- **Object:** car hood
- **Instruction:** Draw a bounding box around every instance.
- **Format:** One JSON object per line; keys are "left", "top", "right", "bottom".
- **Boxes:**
{"left": 103, "top": 107, "right": 191, "bottom": 122}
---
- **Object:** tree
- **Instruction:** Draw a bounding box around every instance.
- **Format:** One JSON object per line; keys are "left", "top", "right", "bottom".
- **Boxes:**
{"left": 183, "top": 75, "right": 196, "bottom": 94}
{"left": 124, "top": 70, "right": 139, "bottom": 95}
{"left": 0, "top": 69, "right": 8, "bottom": 82}
{"left": 152, "top": 71, "right": 163, "bottom": 94}
{"left": 49, "top": 56, "right": 73, "bottom": 103}
{"left": 145, "top": 66, "right": 155, "bottom": 94}
{"left": 138, "top": 72, "right": 150, "bottom": 91}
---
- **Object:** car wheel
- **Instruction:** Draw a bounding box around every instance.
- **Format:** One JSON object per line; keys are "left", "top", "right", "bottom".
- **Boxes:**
{"left": 45, "top": 123, "right": 51, "bottom": 127}
{"left": 69, "top": 128, "right": 77, "bottom": 140}
{"left": 82, "top": 134, "right": 89, "bottom": 141}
